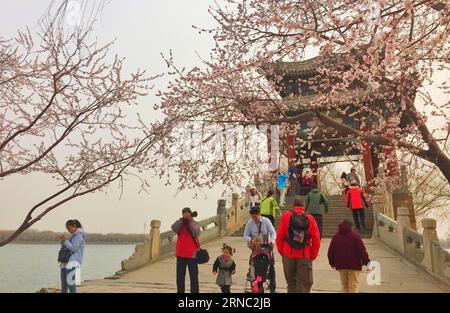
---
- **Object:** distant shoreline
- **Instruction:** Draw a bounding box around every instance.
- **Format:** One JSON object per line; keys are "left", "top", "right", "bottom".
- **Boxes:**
{"left": 3, "top": 242, "right": 138, "bottom": 245}
{"left": 0, "top": 230, "right": 147, "bottom": 245}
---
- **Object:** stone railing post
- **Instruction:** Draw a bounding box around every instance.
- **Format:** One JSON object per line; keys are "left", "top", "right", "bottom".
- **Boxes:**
{"left": 422, "top": 218, "right": 439, "bottom": 271}
{"left": 396, "top": 207, "right": 411, "bottom": 254}
{"left": 232, "top": 192, "right": 240, "bottom": 224}
{"left": 149, "top": 220, "right": 161, "bottom": 260}
{"left": 217, "top": 199, "right": 227, "bottom": 236}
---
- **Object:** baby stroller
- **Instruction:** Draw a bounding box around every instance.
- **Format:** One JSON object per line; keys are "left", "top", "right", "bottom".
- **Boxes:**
{"left": 244, "top": 244, "right": 274, "bottom": 293}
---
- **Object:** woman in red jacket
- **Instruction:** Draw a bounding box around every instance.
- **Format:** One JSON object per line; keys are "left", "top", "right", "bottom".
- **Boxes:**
{"left": 327, "top": 220, "right": 371, "bottom": 293}
{"left": 345, "top": 181, "right": 369, "bottom": 231}
{"left": 171, "top": 207, "right": 200, "bottom": 293}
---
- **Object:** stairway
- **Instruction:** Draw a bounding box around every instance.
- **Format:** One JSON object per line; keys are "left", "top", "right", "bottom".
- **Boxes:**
{"left": 231, "top": 195, "right": 373, "bottom": 238}
{"left": 322, "top": 195, "right": 373, "bottom": 238}
{"left": 282, "top": 194, "right": 374, "bottom": 238}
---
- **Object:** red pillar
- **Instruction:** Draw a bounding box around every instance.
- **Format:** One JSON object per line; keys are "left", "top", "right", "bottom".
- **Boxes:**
{"left": 371, "top": 145, "right": 380, "bottom": 178}
{"left": 267, "top": 127, "right": 277, "bottom": 174}
{"left": 310, "top": 155, "right": 318, "bottom": 185}
{"left": 382, "top": 120, "right": 400, "bottom": 188}
{"left": 287, "top": 134, "right": 296, "bottom": 167}
{"left": 361, "top": 140, "right": 375, "bottom": 190}
{"left": 383, "top": 145, "right": 400, "bottom": 185}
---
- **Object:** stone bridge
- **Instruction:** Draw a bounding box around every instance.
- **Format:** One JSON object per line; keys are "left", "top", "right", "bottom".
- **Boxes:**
{"left": 42, "top": 170, "right": 450, "bottom": 293}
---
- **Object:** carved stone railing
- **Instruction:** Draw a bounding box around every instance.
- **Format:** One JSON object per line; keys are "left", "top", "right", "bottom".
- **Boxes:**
{"left": 119, "top": 192, "right": 247, "bottom": 273}
{"left": 373, "top": 207, "right": 450, "bottom": 286}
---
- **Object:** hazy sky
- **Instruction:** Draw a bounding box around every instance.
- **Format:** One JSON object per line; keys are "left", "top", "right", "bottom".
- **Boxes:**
{"left": 0, "top": 0, "right": 232, "bottom": 234}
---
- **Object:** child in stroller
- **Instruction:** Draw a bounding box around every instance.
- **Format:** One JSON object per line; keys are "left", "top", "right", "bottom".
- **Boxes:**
{"left": 245, "top": 243, "right": 275, "bottom": 293}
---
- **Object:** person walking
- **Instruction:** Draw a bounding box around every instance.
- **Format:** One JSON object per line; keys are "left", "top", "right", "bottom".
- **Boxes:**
{"left": 301, "top": 170, "right": 314, "bottom": 195}
{"left": 305, "top": 184, "right": 329, "bottom": 239}
{"left": 259, "top": 190, "right": 280, "bottom": 227}
{"left": 345, "top": 181, "right": 369, "bottom": 231}
{"left": 276, "top": 197, "right": 320, "bottom": 293}
{"left": 340, "top": 171, "right": 349, "bottom": 194}
{"left": 244, "top": 207, "right": 277, "bottom": 293}
{"left": 347, "top": 167, "right": 361, "bottom": 187}
{"left": 327, "top": 220, "right": 371, "bottom": 293}
{"left": 212, "top": 244, "right": 236, "bottom": 293}
{"left": 247, "top": 186, "right": 263, "bottom": 210}
{"left": 171, "top": 207, "right": 201, "bottom": 293}
{"left": 58, "top": 219, "right": 86, "bottom": 293}
{"left": 276, "top": 170, "right": 289, "bottom": 206}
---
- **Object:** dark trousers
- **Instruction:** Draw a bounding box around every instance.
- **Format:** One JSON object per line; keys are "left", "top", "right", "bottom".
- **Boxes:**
{"left": 176, "top": 257, "right": 199, "bottom": 293}
{"left": 311, "top": 214, "right": 323, "bottom": 239}
{"left": 262, "top": 214, "right": 275, "bottom": 227}
{"left": 268, "top": 258, "right": 276, "bottom": 292}
{"left": 220, "top": 285, "right": 231, "bottom": 293}
{"left": 352, "top": 209, "right": 366, "bottom": 230}
{"left": 60, "top": 267, "right": 77, "bottom": 293}
{"left": 282, "top": 256, "right": 313, "bottom": 293}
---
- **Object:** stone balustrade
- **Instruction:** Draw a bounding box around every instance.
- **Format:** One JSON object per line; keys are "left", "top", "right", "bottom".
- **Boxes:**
{"left": 374, "top": 206, "right": 450, "bottom": 286}
{"left": 119, "top": 192, "right": 248, "bottom": 273}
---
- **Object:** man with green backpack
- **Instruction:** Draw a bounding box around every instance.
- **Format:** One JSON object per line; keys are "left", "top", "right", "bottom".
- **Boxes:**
{"left": 260, "top": 189, "right": 281, "bottom": 227}
{"left": 305, "top": 184, "right": 329, "bottom": 239}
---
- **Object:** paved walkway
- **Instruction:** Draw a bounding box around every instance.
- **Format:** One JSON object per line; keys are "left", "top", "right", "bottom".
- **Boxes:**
{"left": 45, "top": 236, "right": 449, "bottom": 293}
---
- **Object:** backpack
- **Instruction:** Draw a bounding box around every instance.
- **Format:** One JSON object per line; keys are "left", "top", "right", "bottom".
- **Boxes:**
{"left": 287, "top": 210, "right": 310, "bottom": 256}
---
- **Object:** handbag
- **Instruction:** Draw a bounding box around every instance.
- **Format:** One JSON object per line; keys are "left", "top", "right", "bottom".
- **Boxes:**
{"left": 184, "top": 222, "right": 210, "bottom": 264}
{"left": 57, "top": 245, "right": 72, "bottom": 263}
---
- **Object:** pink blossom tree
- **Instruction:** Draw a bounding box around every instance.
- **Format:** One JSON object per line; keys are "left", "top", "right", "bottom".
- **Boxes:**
{"left": 158, "top": 0, "right": 450, "bottom": 189}
{"left": 0, "top": 3, "right": 167, "bottom": 246}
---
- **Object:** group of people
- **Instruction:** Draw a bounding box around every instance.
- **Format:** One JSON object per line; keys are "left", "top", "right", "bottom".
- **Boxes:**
{"left": 170, "top": 187, "right": 370, "bottom": 294}
{"left": 56, "top": 168, "right": 370, "bottom": 294}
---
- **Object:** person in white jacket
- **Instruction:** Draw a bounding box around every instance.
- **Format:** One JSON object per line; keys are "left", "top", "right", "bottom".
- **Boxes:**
{"left": 247, "top": 186, "right": 262, "bottom": 210}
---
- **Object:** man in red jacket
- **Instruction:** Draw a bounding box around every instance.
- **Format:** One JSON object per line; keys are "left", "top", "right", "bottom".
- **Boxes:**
{"left": 276, "top": 197, "right": 320, "bottom": 293}
{"left": 171, "top": 207, "right": 201, "bottom": 293}
{"left": 327, "top": 220, "right": 371, "bottom": 293}
{"left": 345, "top": 181, "right": 369, "bottom": 231}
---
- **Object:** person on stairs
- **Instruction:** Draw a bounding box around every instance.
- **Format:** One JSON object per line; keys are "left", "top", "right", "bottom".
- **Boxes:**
{"left": 305, "top": 184, "right": 328, "bottom": 239}
{"left": 345, "top": 181, "right": 369, "bottom": 231}
{"left": 276, "top": 169, "right": 289, "bottom": 206}
{"left": 259, "top": 189, "right": 280, "bottom": 227}
{"left": 247, "top": 186, "right": 263, "bottom": 210}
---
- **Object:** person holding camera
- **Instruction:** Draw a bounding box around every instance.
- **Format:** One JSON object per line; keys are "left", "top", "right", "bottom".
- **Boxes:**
{"left": 171, "top": 207, "right": 201, "bottom": 293}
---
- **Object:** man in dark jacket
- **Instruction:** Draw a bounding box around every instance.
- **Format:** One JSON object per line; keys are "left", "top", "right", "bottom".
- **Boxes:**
{"left": 327, "top": 220, "right": 370, "bottom": 293}
{"left": 305, "top": 184, "right": 328, "bottom": 239}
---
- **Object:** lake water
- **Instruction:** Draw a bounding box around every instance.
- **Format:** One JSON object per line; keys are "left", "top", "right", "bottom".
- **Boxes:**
{"left": 0, "top": 244, "right": 135, "bottom": 293}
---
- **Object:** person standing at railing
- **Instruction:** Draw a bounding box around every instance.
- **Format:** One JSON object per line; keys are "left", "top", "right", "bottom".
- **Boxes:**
{"left": 171, "top": 207, "right": 200, "bottom": 293}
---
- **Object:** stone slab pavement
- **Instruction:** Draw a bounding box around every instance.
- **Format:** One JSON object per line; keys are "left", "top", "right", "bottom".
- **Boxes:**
{"left": 44, "top": 236, "right": 450, "bottom": 293}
